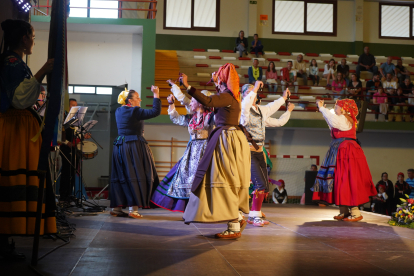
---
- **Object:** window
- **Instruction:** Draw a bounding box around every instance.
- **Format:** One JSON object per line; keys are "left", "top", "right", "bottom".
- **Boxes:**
{"left": 379, "top": 3, "right": 414, "bottom": 39}
{"left": 272, "top": 0, "right": 337, "bottom": 36}
{"left": 69, "top": 0, "right": 119, "bottom": 18}
{"left": 68, "top": 85, "right": 113, "bottom": 95}
{"left": 164, "top": 0, "right": 220, "bottom": 31}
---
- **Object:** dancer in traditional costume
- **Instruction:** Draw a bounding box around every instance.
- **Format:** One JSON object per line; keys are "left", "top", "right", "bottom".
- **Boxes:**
{"left": 0, "top": 19, "right": 56, "bottom": 259}
{"left": 311, "top": 99, "right": 377, "bottom": 221}
{"left": 110, "top": 87, "right": 161, "bottom": 218}
{"left": 240, "top": 83, "right": 294, "bottom": 226}
{"left": 151, "top": 82, "right": 214, "bottom": 212}
{"left": 182, "top": 64, "right": 251, "bottom": 239}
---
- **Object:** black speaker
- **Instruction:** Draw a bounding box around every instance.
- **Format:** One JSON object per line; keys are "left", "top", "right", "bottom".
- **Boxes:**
{"left": 356, "top": 100, "right": 369, "bottom": 133}
{"left": 305, "top": 171, "right": 318, "bottom": 205}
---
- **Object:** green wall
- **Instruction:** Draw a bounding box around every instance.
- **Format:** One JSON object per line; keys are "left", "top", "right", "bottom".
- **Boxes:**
{"left": 156, "top": 34, "right": 414, "bottom": 57}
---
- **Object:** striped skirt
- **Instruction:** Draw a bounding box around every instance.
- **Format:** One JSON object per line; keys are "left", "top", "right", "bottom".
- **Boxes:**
{"left": 0, "top": 109, "right": 57, "bottom": 235}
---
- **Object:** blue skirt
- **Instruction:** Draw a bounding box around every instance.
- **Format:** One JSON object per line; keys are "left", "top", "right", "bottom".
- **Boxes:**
{"left": 110, "top": 135, "right": 159, "bottom": 208}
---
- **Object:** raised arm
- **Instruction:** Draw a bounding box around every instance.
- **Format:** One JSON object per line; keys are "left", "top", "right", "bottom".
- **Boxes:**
{"left": 240, "top": 88, "right": 256, "bottom": 126}
{"left": 265, "top": 102, "right": 294, "bottom": 127}
{"left": 133, "top": 98, "right": 161, "bottom": 120}
{"left": 318, "top": 106, "right": 351, "bottom": 130}
{"left": 260, "top": 88, "right": 290, "bottom": 118}
{"left": 170, "top": 82, "right": 192, "bottom": 113}
{"left": 187, "top": 86, "right": 234, "bottom": 108}
{"left": 168, "top": 107, "right": 191, "bottom": 126}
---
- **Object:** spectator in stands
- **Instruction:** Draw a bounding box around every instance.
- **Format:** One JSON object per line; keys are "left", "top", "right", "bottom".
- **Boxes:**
{"left": 373, "top": 172, "right": 394, "bottom": 215}
{"left": 347, "top": 73, "right": 363, "bottom": 103}
{"left": 391, "top": 87, "right": 408, "bottom": 122}
{"left": 401, "top": 78, "right": 413, "bottom": 94}
{"left": 235, "top": 30, "right": 248, "bottom": 58}
{"left": 383, "top": 73, "right": 398, "bottom": 103}
{"left": 309, "top": 59, "right": 319, "bottom": 86}
{"left": 337, "top": 59, "right": 350, "bottom": 85}
{"left": 248, "top": 59, "right": 262, "bottom": 84}
{"left": 356, "top": 46, "right": 378, "bottom": 78}
{"left": 266, "top": 61, "right": 278, "bottom": 92}
{"left": 372, "top": 86, "right": 388, "bottom": 122}
{"left": 331, "top": 72, "right": 347, "bottom": 99}
{"left": 406, "top": 86, "right": 414, "bottom": 122}
{"left": 395, "top": 172, "right": 411, "bottom": 203}
{"left": 365, "top": 73, "right": 381, "bottom": 102}
{"left": 379, "top": 57, "right": 397, "bottom": 81}
{"left": 293, "top": 54, "right": 307, "bottom": 85}
{"left": 396, "top": 59, "right": 410, "bottom": 84}
{"left": 250, "top": 34, "right": 263, "bottom": 57}
{"left": 281, "top": 61, "right": 298, "bottom": 93}
{"left": 323, "top": 59, "right": 336, "bottom": 86}
{"left": 407, "top": 169, "right": 414, "bottom": 198}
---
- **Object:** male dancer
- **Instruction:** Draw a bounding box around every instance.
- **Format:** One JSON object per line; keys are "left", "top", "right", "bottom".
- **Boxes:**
{"left": 240, "top": 82, "right": 294, "bottom": 226}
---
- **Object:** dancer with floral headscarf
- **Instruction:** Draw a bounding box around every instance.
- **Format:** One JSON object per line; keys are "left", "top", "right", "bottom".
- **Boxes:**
{"left": 311, "top": 99, "right": 377, "bottom": 221}
{"left": 182, "top": 63, "right": 252, "bottom": 239}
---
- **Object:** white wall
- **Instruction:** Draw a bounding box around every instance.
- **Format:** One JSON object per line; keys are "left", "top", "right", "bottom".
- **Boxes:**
{"left": 30, "top": 29, "right": 140, "bottom": 88}
{"left": 144, "top": 124, "right": 414, "bottom": 185}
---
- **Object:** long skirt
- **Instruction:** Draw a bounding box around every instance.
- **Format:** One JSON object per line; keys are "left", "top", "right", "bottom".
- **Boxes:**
{"left": 0, "top": 109, "right": 57, "bottom": 235}
{"left": 311, "top": 138, "right": 377, "bottom": 206}
{"left": 183, "top": 128, "right": 251, "bottom": 223}
{"left": 110, "top": 135, "right": 159, "bottom": 208}
{"left": 151, "top": 139, "right": 208, "bottom": 212}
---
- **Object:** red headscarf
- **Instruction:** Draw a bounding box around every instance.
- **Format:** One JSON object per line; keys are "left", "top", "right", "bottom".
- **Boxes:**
{"left": 336, "top": 99, "right": 358, "bottom": 126}
{"left": 215, "top": 63, "right": 240, "bottom": 102}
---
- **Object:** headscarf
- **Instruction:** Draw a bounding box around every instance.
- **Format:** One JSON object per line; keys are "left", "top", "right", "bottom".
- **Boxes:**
{"left": 215, "top": 63, "right": 240, "bottom": 102}
{"left": 335, "top": 99, "right": 358, "bottom": 127}
{"left": 118, "top": 88, "right": 129, "bottom": 105}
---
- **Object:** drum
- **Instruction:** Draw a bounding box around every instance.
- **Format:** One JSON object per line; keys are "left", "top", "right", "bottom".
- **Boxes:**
{"left": 77, "top": 141, "right": 98, "bottom": 160}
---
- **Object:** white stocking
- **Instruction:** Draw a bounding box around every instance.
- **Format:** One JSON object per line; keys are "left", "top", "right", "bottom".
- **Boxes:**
{"left": 129, "top": 206, "right": 139, "bottom": 213}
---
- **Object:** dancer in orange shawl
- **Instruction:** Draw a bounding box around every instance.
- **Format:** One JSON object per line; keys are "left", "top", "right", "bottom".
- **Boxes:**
{"left": 311, "top": 99, "right": 377, "bottom": 221}
{"left": 182, "top": 63, "right": 252, "bottom": 239}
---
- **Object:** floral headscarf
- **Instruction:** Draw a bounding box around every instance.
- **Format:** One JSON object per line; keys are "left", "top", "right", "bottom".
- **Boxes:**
{"left": 215, "top": 63, "right": 240, "bottom": 102}
{"left": 336, "top": 99, "right": 358, "bottom": 126}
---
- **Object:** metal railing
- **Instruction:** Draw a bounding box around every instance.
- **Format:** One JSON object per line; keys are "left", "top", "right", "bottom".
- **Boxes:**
{"left": 33, "top": 0, "right": 157, "bottom": 19}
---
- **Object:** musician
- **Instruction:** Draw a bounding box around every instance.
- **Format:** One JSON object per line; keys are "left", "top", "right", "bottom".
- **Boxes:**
{"left": 0, "top": 19, "right": 56, "bottom": 260}
{"left": 32, "top": 85, "right": 46, "bottom": 112}
{"left": 60, "top": 98, "right": 91, "bottom": 201}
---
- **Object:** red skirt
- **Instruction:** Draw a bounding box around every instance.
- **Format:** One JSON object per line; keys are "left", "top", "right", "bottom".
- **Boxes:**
{"left": 312, "top": 140, "right": 377, "bottom": 206}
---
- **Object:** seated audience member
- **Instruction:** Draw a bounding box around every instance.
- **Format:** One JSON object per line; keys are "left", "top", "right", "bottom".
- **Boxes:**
{"left": 266, "top": 61, "right": 278, "bottom": 92}
{"left": 405, "top": 87, "right": 414, "bottom": 122}
{"left": 235, "top": 30, "right": 248, "bottom": 58}
{"left": 366, "top": 73, "right": 381, "bottom": 102}
{"left": 331, "top": 72, "right": 347, "bottom": 100}
{"left": 347, "top": 73, "right": 363, "bottom": 103}
{"left": 309, "top": 59, "right": 319, "bottom": 86}
{"left": 248, "top": 58, "right": 262, "bottom": 84}
{"left": 391, "top": 87, "right": 408, "bottom": 122}
{"left": 379, "top": 56, "right": 397, "bottom": 81}
{"left": 396, "top": 59, "right": 410, "bottom": 84}
{"left": 281, "top": 61, "right": 298, "bottom": 93}
{"left": 250, "top": 34, "right": 263, "bottom": 57}
{"left": 272, "top": 180, "right": 287, "bottom": 204}
{"left": 407, "top": 169, "right": 414, "bottom": 199}
{"left": 356, "top": 46, "right": 378, "bottom": 78}
{"left": 293, "top": 54, "right": 307, "bottom": 84}
{"left": 395, "top": 172, "right": 412, "bottom": 203}
{"left": 336, "top": 59, "right": 350, "bottom": 85}
{"left": 323, "top": 59, "right": 336, "bottom": 86}
{"left": 372, "top": 86, "right": 388, "bottom": 122}
{"left": 371, "top": 185, "right": 388, "bottom": 215}
{"left": 382, "top": 73, "right": 398, "bottom": 102}
{"left": 400, "top": 78, "right": 413, "bottom": 95}
{"left": 373, "top": 172, "right": 394, "bottom": 215}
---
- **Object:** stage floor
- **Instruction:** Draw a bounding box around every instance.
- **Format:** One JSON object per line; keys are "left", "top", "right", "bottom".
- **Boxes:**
{"left": 2, "top": 203, "right": 414, "bottom": 276}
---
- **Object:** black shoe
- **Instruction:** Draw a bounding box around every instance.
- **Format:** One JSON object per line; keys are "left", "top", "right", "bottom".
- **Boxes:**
{"left": 0, "top": 239, "right": 25, "bottom": 261}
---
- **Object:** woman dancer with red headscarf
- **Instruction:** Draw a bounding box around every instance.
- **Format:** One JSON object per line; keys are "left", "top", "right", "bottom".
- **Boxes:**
{"left": 182, "top": 63, "right": 252, "bottom": 239}
{"left": 311, "top": 99, "right": 377, "bottom": 221}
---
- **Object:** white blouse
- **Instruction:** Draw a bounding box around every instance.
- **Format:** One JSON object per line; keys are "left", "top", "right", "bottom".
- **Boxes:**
{"left": 323, "top": 64, "right": 336, "bottom": 75}
{"left": 319, "top": 106, "right": 352, "bottom": 131}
